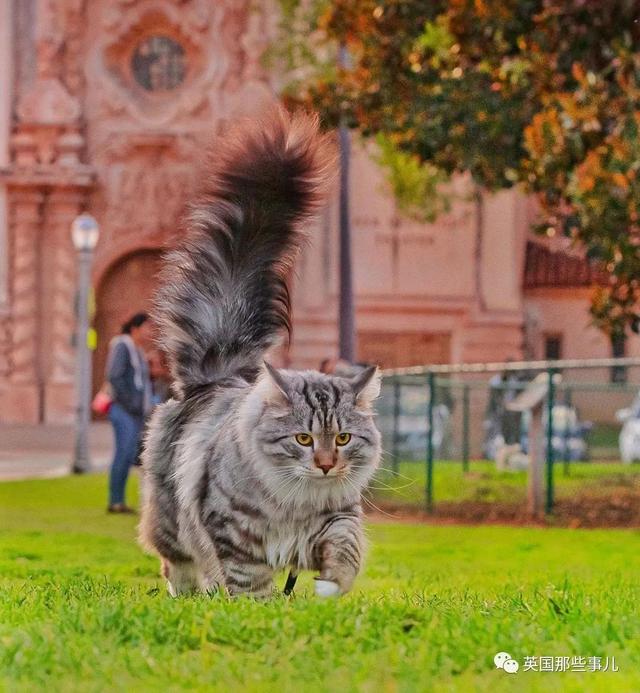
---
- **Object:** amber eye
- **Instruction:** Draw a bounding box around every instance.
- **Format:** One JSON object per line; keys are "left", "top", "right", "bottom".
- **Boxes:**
{"left": 295, "top": 433, "right": 313, "bottom": 447}
{"left": 335, "top": 432, "right": 351, "bottom": 446}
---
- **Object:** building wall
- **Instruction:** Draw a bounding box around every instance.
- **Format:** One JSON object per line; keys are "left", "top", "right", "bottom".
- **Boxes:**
{"left": 0, "top": 0, "right": 277, "bottom": 423}
{"left": 525, "top": 287, "right": 640, "bottom": 421}
{"left": 290, "top": 146, "right": 528, "bottom": 370}
{"left": 525, "top": 288, "right": 609, "bottom": 362}
{"left": 81, "top": 0, "right": 274, "bottom": 388}
{"left": 0, "top": 0, "right": 622, "bottom": 425}
{"left": 526, "top": 284, "right": 640, "bottom": 361}
{"left": 0, "top": 0, "right": 13, "bottom": 392}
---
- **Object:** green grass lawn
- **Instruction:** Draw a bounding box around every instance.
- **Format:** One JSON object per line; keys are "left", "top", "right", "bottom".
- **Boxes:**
{"left": 587, "top": 423, "right": 621, "bottom": 459}
{"left": 372, "top": 460, "right": 640, "bottom": 508}
{"left": 1, "top": 474, "right": 639, "bottom": 691}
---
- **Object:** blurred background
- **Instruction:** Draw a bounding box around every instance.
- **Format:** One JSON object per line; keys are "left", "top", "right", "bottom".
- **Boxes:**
{"left": 1, "top": 3, "right": 640, "bottom": 688}
{"left": 0, "top": 0, "right": 638, "bottom": 522}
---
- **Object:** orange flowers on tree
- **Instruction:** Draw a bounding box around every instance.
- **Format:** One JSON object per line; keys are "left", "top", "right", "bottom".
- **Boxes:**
{"left": 276, "top": 0, "right": 640, "bottom": 338}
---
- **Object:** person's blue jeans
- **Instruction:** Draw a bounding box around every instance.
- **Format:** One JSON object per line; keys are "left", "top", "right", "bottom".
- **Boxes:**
{"left": 108, "top": 403, "right": 143, "bottom": 506}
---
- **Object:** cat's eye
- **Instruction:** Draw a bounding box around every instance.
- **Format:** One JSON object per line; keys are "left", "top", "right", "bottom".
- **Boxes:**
{"left": 335, "top": 432, "right": 351, "bottom": 446}
{"left": 295, "top": 433, "right": 314, "bottom": 447}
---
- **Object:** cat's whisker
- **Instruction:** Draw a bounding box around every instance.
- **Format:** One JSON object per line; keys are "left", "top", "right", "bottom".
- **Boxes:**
{"left": 366, "top": 478, "right": 416, "bottom": 491}
{"left": 275, "top": 477, "right": 304, "bottom": 510}
{"left": 290, "top": 479, "right": 309, "bottom": 509}
{"left": 341, "top": 474, "right": 399, "bottom": 519}
{"left": 359, "top": 493, "right": 399, "bottom": 519}
{"left": 373, "top": 467, "right": 417, "bottom": 483}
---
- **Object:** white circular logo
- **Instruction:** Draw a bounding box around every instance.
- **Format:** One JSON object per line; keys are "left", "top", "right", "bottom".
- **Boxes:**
{"left": 494, "top": 652, "right": 511, "bottom": 669}
{"left": 503, "top": 659, "right": 519, "bottom": 674}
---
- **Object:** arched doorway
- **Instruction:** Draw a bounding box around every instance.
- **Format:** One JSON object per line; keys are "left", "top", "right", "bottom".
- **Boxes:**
{"left": 93, "top": 249, "right": 164, "bottom": 393}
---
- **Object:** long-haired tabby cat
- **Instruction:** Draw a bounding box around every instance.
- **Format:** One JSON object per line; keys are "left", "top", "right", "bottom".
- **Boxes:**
{"left": 139, "top": 109, "right": 382, "bottom": 598}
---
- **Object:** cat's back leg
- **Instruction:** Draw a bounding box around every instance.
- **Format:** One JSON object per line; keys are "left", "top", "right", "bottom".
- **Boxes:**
{"left": 139, "top": 401, "right": 195, "bottom": 591}
{"left": 221, "top": 561, "right": 274, "bottom": 598}
{"left": 162, "top": 558, "right": 199, "bottom": 596}
{"left": 138, "top": 450, "right": 188, "bottom": 570}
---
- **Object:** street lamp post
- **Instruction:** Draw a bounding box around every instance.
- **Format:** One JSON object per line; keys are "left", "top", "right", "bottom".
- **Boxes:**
{"left": 71, "top": 214, "right": 99, "bottom": 474}
{"left": 337, "top": 43, "right": 355, "bottom": 363}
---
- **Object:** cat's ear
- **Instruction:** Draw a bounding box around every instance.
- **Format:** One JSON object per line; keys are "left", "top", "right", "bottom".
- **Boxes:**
{"left": 350, "top": 365, "right": 381, "bottom": 408}
{"left": 263, "top": 361, "right": 292, "bottom": 403}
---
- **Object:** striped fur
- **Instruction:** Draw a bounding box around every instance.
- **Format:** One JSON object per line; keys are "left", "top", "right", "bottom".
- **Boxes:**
{"left": 139, "top": 111, "right": 381, "bottom": 598}
{"left": 153, "top": 108, "right": 335, "bottom": 396}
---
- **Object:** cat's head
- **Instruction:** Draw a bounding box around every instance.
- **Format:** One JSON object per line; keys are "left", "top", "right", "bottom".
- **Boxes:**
{"left": 240, "top": 363, "right": 382, "bottom": 501}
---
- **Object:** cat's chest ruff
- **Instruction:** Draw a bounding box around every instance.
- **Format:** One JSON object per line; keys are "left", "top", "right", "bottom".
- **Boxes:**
{"left": 263, "top": 522, "right": 313, "bottom": 570}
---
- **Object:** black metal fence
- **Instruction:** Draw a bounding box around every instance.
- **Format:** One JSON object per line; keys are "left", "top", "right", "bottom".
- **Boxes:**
{"left": 376, "top": 358, "right": 640, "bottom": 522}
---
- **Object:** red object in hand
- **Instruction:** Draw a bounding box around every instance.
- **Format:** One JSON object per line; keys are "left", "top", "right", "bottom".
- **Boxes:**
{"left": 92, "top": 388, "right": 112, "bottom": 416}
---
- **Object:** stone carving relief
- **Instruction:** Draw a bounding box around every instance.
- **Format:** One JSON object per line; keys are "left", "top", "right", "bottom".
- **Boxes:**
{"left": 24, "top": 0, "right": 90, "bottom": 100}
{"left": 88, "top": 0, "right": 275, "bottom": 128}
{"left": 1, "top": 0, "right": 325, "bottom": 421}
{"left": 93, "top": 0, "right": 232, "bottom": 126}
{"left": 59, "top": 0, "right": 89, "bottom": 98}
{"left": 85, "top": 0, "right": 276, "bottom": 278}
{"left": 95, "top": 133, "right": 198, "bottom": 248}
{"left": 104, "top": 160, "right": 193, "bottom": 237}
{"left": 17, "top": 75, "right": 80, "bottom": 126}
{"left": 10, "top": 0, "right": 91, "bottom": 173}
{"left": 222, "top": 2, "right": 275, "bottom": 119}
{"left": 0, "top": 315, "right": 10, "bottom": 380}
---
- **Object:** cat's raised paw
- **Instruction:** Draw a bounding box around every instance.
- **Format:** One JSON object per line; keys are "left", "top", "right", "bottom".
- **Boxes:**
{"left": 314, "top": 578, "right": 340, "bottom": 598}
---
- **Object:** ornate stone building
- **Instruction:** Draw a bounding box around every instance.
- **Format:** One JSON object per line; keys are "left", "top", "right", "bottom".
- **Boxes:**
{"left": 0, "top": 0, "right": 625, "bottom": 424}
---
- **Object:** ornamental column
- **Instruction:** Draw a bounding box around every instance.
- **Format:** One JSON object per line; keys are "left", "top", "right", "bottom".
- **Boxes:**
{"left": 0, "top": 0, "right": 13, "bottom": 398}
{"left": 1, "top": 188, "right": 44, "bottom": 423}
{"left": 0, "top": 1, "right": 95, "bottom": 423}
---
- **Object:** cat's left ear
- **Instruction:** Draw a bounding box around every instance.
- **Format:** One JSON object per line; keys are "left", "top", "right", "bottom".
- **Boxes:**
{"left": 263, "top": 361, "right": 292, "bottom": 403}
{"left": 351, "top": 365, "right": 381, "bottom": 408}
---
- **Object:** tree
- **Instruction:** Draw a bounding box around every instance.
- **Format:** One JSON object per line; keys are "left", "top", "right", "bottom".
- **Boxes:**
{"left": 275, "top": 0, "right": 640, "bottom": 339}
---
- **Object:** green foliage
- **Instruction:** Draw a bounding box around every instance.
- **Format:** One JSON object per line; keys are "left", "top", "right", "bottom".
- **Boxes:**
{"left": 414, "top": 17, "right": 455, "bottom": 65}
{"left": 1, "top": 474, "right": 640, "bottom": 690}
{"left": 276, "top": 0, "right": 640, "bottom": 336}
{"left": 374, "top": 134, "right": 450, "bottom": 222}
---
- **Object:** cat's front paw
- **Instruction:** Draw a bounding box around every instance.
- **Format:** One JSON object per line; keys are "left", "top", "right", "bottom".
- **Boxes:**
{"left": 314, "top": 577, "right": 341, "bottom": 598}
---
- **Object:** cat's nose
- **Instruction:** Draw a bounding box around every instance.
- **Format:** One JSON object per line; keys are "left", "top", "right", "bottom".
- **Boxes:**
{"left": 314, "top": 453, "right": 336, "bottom": 475}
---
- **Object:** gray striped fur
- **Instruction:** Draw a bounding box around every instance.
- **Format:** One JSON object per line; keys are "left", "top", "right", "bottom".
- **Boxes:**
{"left": 139, "top": 111, "right": 381, "bottom": 598}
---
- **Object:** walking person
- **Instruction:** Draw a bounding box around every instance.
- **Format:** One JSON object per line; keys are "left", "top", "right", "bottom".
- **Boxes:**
{"left": 147, "top": 349, "right": 171, "bottom": 406}
{"left": 106, "top": 312, "right": 153, "bottom": 513}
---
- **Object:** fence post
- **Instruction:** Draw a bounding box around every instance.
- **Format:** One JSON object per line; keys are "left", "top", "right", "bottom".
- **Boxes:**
{"left": 545, "top": 368, "right": 556, "bottom": 514}
{"left": 392, "top": 377, "right": 401, "bottom": 473}
{"left": 462, "top": 383, "right": 470, "bottom": 472}
{"left": 563, "top": 386, "right": 572, "bottom": 477}
{"left": 426, "top": 371, "right": 435, "bottom": 513}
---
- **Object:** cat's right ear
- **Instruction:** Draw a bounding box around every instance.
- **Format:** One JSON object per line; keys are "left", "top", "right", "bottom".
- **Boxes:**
{"left": 350, "top": 365, "right": 381, "bottom": 409}
{"left": 263, "top": 361, "right": 292, "bottom": 403}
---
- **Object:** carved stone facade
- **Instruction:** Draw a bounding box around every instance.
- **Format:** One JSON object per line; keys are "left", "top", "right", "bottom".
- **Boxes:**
{"left": 0, "top": 0, "right": 279, "bottom": 423}
{"left": 0, "top": 0, "right": 622, "bottom": 424}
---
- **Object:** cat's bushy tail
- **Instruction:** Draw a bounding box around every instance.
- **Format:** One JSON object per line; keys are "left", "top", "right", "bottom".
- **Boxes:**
{"left": 154, "top": 108, "right": 336, "bottom": 395}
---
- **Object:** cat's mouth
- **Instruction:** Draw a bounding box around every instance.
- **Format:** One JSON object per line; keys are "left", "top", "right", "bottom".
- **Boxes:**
{"left": 311, "top": 469, "right": 348, "bottom": 480}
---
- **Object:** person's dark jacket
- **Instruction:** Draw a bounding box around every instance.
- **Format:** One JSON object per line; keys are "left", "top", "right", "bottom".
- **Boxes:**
{"left": 108, "top": 342, "right": 146, "bottom": 419}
